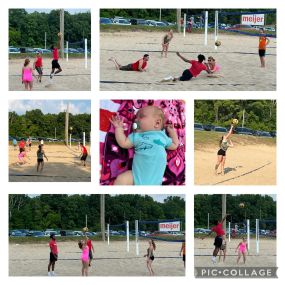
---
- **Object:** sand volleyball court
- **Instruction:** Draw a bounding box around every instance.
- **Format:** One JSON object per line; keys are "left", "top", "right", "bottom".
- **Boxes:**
{"left": 194, "top": 237, "right": 276, "bottom": 268}
{"left": 9, "top": 144, "right": 91, "bottom": 182}
{"left": 100, "top": 32, "right": 276, "bottom": 91}
{"left": 9, "top": 240, "right": 185, "bottom": 276}
{"left": 9, "top": 58, "right": 91, "bottom": 91}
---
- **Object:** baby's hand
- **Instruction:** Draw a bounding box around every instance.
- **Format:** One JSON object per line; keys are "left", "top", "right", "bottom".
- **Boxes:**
{"left": 109, "top": 115, "right": 124, "bottom": 128}
{"left": 166, "top": 122, "right": 175, "bottom": 133}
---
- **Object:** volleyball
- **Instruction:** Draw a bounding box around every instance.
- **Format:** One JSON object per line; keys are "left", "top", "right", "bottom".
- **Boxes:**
{"left": 57, "top": 32, "right": 62, "bottom": 37}
{"left": 215, "top": 40, "right": 221, "bottom": 47}
{"left": 239, "top": 203, "right": 245, "bottom": 208}
{"left": 82, "top": 227, "right": 88, "bottom": 232}
{"left": 232, "top": 118, "right": 239, "bottom": 125}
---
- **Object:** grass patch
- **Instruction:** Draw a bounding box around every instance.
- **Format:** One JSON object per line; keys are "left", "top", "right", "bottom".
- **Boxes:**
{"left": 195, "top": 130, "right": 276, "bottom": 150}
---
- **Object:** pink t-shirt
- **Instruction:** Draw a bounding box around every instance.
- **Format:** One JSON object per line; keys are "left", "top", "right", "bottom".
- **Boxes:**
{"left": 211, "top": 223, "right": 225, "bottom": 236}
{"left": 189, "top": 60, "right": 207, "bottom": 77}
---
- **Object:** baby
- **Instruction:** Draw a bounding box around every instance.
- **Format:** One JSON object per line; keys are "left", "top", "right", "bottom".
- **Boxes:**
{"left": 110, "top": 105, "right": 179, "bottom": 185}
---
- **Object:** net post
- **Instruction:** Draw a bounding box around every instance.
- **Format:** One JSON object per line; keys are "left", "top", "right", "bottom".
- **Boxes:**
{"left": 247, "top": 219, "right": 250, "bottom": 250}
{"left": 85, "top": 38, "right": 88, "bottom": 69}
{"left": 183, "top": 13, "right": 186, "bottom": 37}
{"left": 66, "top": 41, "right": 68, "bottom": 62}
{"left": 107, "top": 223, "right": 110, "bottom": 245}
{"left": 135, "top": 220, "right": 139, "bottom": 256}
{"left": 204, "top": 11, "right": 208, "bottom": 46}
{"left": 256, "top": 219, "right": 259, "bottom": 255}
{"left": 228, "top": 222, "right": 231, "bottom": 242}
{"left": 126, "top": 221, "right": 130, "bottom": 252}
{"left": 83, "top": 132, "right": 86, "bottom": 146}
{"left": 214, "top": 10, "right": 219, "bottom": 50}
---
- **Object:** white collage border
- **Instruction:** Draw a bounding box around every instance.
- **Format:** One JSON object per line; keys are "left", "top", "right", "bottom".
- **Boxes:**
{"left": 0, "top": 0, "right": 283, "bottom": 284}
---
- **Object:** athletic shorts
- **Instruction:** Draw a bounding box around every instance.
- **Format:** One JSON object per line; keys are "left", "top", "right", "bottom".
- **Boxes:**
{"left": 179, "top": 69, "right": 193, "bottom": 81}
{"left": 119, "top": 64, "right": 133, "bottom": 71}
{"left": 217, "top": 149, "right": 226, "bottom": 156}
{"left": 89, "top": 250, "right": 93, "bottom": 260}
{"left": 81, "top": 154, "right": 88, "bottom": 161}
{"left": 50, "top": 252, "right": 58, "bottom": 262}
{"left": 52, "top": 60, "right": 61, "bottom": 69}
{"left": 259, "top": 49, "right": 266, "bottom": 57}
{"left": 37, "top": 158, "right": 44, "bottom": 163}
{"left": 35, "top": 66, "right": 43, "bottom": 75}
{"left": 183, "top": 254, "right": 185, "bottom": 262}
{"left": 214, "top": 236, "right": 223, "bottom": 248}
{"left": 150, "top": 256, "right": 154, "bottom": 261}
{"left": 19, "top": 148, "right": 25, "bottom": 153}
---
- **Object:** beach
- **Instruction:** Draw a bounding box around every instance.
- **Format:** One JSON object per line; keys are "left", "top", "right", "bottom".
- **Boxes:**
{"left": 9, "top": 58, "right": 91, "bottom": 91}
{"left": 9, "top": 144, "right": 91, "bottom": 182}
{"left": 100, "top": 32, "right": 276, "bottom": 91}
{"left": 9, "top": 240, "right": 185, "bottom": 276}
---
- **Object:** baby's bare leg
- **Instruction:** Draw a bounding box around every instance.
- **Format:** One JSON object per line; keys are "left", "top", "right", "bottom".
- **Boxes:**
{"left": 114, "top": 170, "right": 134, "bottom": 185}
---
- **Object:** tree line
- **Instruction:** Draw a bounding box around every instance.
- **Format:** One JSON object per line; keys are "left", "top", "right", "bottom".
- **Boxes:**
{"left": 9, "top": 195, "right": 185, "bottom": 231}
{"left": 9, "top": 9, "right": 91, "bottom": 47}
{"left": 9, "top": 110, "right": 91, "bottom": 140}
{"left": 194, "top": 195, "right": 276, "bottom": 229}
{"left": 100, "top": 9, "right": 276, "bottom": 25}
{"left": 194, "top": 100, "right": 276, "bottom": 131}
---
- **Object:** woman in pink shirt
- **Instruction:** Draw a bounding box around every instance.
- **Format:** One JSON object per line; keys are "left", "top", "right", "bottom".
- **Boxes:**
{"left": 175, "top": 52, "right": 210, "bottom": 81}
{"left": 78, "top": 238, "right": 89, "bottom": 276}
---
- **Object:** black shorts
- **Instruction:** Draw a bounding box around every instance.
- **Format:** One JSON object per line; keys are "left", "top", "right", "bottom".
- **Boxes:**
{"left": 119, "top": 64, "right": 133, "bottom": 71}
{"left": 259, "top": 49, "right": 266, "bottom": 57}
{"left": 179, "top": 69, "right": 193, "bottom": 81}
{"left": 89, "top": 250, "right": 93, "bottom": 260}
{"left": 217, "top": 149, "right": 226, "bottom": 156}
{"left": 150, "top": 256, "right": 154, "bottom": 261}
{"left": 183, "top": 254, "right": 185, "bottom": 262}
{"left": 37, "top": 158, "right": 44, "bottom": 163}
{"left": 50, "top": 252, "right": 58, "bottom": 262}
{"left": 19, "top": 148, "right": 25, "bottom": 153}
{"left": 214, "top": 236, "right": 223, "bottom": 248}
{"left": 35, "top": 66, "right": 43, "bottom": 75}
{"left": 52, "top": 59, "right": 61, "bottom": 69}
{"left": 81, "top": 154, "right": 88, "bottom": 161}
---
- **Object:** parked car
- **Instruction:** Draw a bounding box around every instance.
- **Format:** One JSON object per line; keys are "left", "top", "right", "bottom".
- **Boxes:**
{"left": 214, "top": 126, "right": 227, "bottom": 132}
{"left": 9, "top": 47, "right": 20, "bottom": 54}
{"left": 234, "top": 127, "right": 253, "bottom": 135}
{"left": 30, "top": 231, "right": 45, "bottom": 237}
{"left": 270, "top": 131, "right": 276, "bottom": 137}
{"left": 194, "top": 123, "right": 204, "bottom": 131}
{"left": 113, "top": 18, "right": 131, "bottom": 25}
{"left": 130, "top": 18, "right": 147, "bottom": 25}
{"left": 19, "top": 47, "right": 35, "bottom": 53}
{"left": 203, "top": 124, "right": 215, "bottom": 131}
{"left": 10, "top": 230, "right": 27, "bottom": 237}
{"left": 258, "top": 131, "right": 272, "bottom": 138}
{"left": 100, "top": 17, "right": 113, "bottom": 25}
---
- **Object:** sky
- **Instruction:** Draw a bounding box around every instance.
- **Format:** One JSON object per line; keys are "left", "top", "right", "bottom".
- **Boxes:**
{"left": 25, "top": 9, "right": 90, "bottom": 15}
{"left": 9, "top": 100, "right": 91, "bottom": 115}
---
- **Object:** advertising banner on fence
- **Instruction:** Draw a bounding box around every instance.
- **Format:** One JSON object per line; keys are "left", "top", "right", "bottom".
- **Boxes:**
{"left": 241, "top": 14, "right": 265, "bottom": 26}
{"left": 159, "top": 221, "right": 180, "bottom": 232}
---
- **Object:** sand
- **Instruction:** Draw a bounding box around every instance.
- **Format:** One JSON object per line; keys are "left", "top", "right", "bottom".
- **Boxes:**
{"left": 194, "top": 237, "right": 276, "bottom": 267}
{"left": 9, "top": 144, "right": 91, "bottom": 182}
{"left": 9, "top": 58, "right": 91, "bottom": 91}
{"left": 100, "top": 32, "right": 276, "bottom": 91}
{"left": 194, "top": 145, "right": 276, "bottom": 185}
{"left": 9, "top": 240, "right": 185, "bottom": 276}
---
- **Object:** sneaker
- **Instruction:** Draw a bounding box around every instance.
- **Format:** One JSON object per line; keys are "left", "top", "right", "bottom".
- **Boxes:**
{"left": 211, "top": 256, "right": 217, "bottom": 264}
{"left": 48, "top": 272, "right": 51, "bottom": 276}
{"left": 50, "top": 73, "right": 54, "bottom": 79}
{"left": 51, "top": 271, "right": 56, "bottom": 276}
